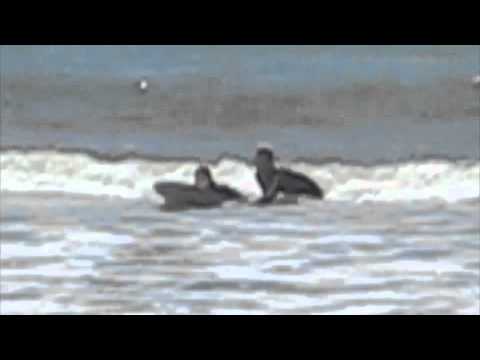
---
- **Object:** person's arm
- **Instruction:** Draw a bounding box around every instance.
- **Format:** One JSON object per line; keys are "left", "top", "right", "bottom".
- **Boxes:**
{"left": 256, "top": 172, "right": 267, "bottom": 195}
{"left": 216, "top": 185, "right": 247, "bottom": 202}
{"left": 255, "top": 175, "right": 280, "bottom": 204}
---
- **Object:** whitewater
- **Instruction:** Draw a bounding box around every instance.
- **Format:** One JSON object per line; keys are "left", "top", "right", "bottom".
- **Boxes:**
{"left": 1, "top": 150, "right": 478, "bottom": 203}
{"left": 1, "top": 150, "right": 479, "bottom": 314}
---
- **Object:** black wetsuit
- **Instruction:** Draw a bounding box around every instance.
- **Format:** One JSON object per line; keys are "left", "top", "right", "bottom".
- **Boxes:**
{"left": 211, "top": 184, "right": 244, "bottom": 201}
{"left": 153, "top": 181, "right": 244, "bottom": 210}
{"left": 256, "top": 167, "right": 323, "bottom": 204}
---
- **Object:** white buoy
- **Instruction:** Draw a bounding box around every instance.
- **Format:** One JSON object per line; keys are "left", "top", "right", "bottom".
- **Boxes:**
{"left": 138, "top": 78, "right": 149, "bottom": 93}
{"left": 472, "top": 75, "right": 480, "bottom": 89}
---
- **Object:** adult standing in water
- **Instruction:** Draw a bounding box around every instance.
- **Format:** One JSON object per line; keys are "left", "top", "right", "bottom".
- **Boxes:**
{"left": 254, "top": 144, "right": 324, "bottom": 205}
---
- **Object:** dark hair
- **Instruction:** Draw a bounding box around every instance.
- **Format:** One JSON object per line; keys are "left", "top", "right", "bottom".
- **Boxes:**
{"left": 195, "top": 165, "right": 212, "bottom": 179}
{"left": 256, "top": 147, "right": 274, "bottom": 161}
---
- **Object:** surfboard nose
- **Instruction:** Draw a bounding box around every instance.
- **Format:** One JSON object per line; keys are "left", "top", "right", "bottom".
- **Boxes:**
{"left": 149, "top": 183, "right": 166, "bottom": 206}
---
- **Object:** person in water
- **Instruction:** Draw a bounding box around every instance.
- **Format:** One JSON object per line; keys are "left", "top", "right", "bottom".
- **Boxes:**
{"left": 254, "top": 144, "right": 324, "bottom": 204}
{"left": 193, "top": 165, "right": 245, "bottom": 201}
{"left": 154, "top": 165, "right": 244, "bottom": 209}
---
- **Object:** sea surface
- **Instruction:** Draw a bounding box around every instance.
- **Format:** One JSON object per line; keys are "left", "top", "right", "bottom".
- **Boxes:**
{"left": 1, "top": 45, "right": 479, "bottom": 314}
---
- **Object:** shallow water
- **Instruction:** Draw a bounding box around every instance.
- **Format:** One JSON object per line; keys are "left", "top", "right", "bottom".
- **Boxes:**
{"left": 1, "top": 192, "right": 478, "bottom": 315}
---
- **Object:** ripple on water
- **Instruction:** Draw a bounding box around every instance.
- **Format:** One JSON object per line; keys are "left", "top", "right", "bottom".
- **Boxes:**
{"left": 1, "top": 191, "right": 478, "bottom": 314}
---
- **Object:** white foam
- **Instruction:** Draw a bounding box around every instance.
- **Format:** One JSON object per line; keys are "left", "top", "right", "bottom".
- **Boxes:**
{"left": 211, "top": 309, "right": 266, "bottom": 315}
{"left": 0, "top": 299, "right": 85, "bottom": 315}
{"left": 370, "top": 260, "right": 465, "bottom": 274}
{"left": 260, "top": 259, "right": 308, "bottom": 274}
{"left": 316, "top": 234, "right": 384, "bottom": 246}
{"left": 1, "top": 241, "right": 66, "bottom": 259}
{"left": 62, "top": 229, "right": 135, "bottom": 259}
{"left": 1, "top": 150, "right": 478, "bottom": 203}
{"left": 1, "top": 261, "right": 94, "bottom": 278}
{"left": 325, "top": 304, "right": 398, "bottom": 315}
{"left": 0, "top": 223, "right": 33, "bottom": 233}
{"left": 209, "top": 263, "right": 343, "bottom": 285}
{"left": 64, "top": 229, "right": 134, "bottom": 246}
{"left": 241, "top": 222, "right": 319, "bottom": 232}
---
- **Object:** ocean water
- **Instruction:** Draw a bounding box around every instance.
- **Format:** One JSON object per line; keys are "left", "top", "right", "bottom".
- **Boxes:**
{"left": 1, "top": 45, "right": 479, "bottom": 314}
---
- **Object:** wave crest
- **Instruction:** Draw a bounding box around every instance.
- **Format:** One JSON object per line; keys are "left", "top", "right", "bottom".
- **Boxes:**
{"left": 1, "top": 150, "right": 479, "bottom": 203}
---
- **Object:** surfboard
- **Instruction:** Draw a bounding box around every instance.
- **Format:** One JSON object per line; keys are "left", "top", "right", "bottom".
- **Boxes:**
{"left": 154, "top": 182, "right": 298, "bottom": 210}
{"left": 153, "top": 181, "right": 227, "bottom": 209}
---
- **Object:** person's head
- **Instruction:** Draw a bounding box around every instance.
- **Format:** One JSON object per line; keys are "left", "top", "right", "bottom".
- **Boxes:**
{"left": 194, "top": 165, "right": 213, "bottom": 189}
{"left": 254, "top": 144, "right": 275, "bottom": 170}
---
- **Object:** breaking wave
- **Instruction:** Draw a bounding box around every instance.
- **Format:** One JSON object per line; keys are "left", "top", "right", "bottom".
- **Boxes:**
{"left": 1, "top": 150, "right": 479, "bottom": 203}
